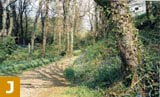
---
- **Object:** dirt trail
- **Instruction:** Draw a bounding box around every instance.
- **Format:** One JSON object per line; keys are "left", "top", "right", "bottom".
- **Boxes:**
{"left": 19, "top": 56, "right": 77, "bottom": 97}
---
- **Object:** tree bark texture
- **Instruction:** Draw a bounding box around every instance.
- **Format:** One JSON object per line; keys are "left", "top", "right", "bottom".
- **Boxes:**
{"left": 110, "top": 0, "right": 141, "bottom": 86}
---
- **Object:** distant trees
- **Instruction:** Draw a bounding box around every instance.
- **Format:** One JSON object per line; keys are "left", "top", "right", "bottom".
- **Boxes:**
{"left": 31, "top": 0, "right": 42, "bottom": 51}
{"left": 62, "top": 0, "right": 71, "bottom": 56}
{"left": 62, "top": 0, "right": 81, "bottom": 56}
{"left": 0, "top": 0, "right": 17, "bottom": 37}
{"left": 56, "top": 0, "right": 62, "bottom": 54}
{"left": 14, "top": 0, "right": 30, "bottom": 44}
{"left": 0, "top": 0, "right": 108, "bottom": 57}
{"left": 0, "top": 0, "right": 95, "bottom": 57}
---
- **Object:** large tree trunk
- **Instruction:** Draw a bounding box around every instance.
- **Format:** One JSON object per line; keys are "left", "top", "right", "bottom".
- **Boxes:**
{"left": 63, "top": 0, "right": 71, "bottom": 56}
{"left": 70, "top": 0, "right": 77, "bottom": 56}
{"left": 42, "top": 0, "right": 49, "bottom": 58}
{"left": 62, "top": 0, "right": 67, "bottom": 51}
{"left": 56, "top": 0, "right": 62, "bottom": 54}
{"left": 110, "top": 0, "right": 141, "bottom": 87}
{"left": 8, "top": 11, "right": 13, "bottom": 36}
{"left": 0, "top": 0, "right": 7, "bottom": 37}
{"left": 70, "top": 26, "right": 73, "bottom": 56}
{"left": 67, "top": 25, "right": 70, "bottom": 55}
{"left": 8, "top": 0, "right": 17, "bottom": 36}
{"left": 0, "top": 1, "right": 2, "bottom": 31}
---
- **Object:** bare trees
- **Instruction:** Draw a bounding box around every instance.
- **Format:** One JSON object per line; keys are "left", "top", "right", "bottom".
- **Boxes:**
{"left": 0, "top": 0, "right": 31, "bottom": 43}
{"left": 31, "top": 0, "right": 42, "bottom": 51}
{"left": 17, "top": 0, "right": 30, "bottom": 44}
{"left": 62, "top": 0, "right": 74, "bottom": 56}
{"left": 55, "top": 0, "right": 63, "bottom": 54}
{"left": 0, "top": 0, "right": 17, "bottom": 37}
{"left": 0, "top": 0, "right": 107, "bottom": 57}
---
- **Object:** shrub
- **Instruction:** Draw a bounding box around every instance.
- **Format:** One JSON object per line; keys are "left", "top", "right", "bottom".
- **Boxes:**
{"left": 64, "top": 67, "right": 75, "bottom": 81}
{"left": 6, "top": 47, "right": 28, "bottom": 61}
{"left": 94, "top": 60, "right": 121, "bottom": 88}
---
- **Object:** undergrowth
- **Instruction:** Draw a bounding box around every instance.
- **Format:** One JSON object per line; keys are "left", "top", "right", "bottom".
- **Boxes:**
{"left": 63, "top": 86, "right": 103, "bottom": 97}
{"left": 64, "top": 27, "right": 160, "bottom": 96}
{"left": 0, "top": 41, "right": 61, "bottom": 75}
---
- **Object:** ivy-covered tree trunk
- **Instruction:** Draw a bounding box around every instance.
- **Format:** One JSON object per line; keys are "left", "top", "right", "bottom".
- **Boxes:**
{"left": 110, "top": 0, "right": 140, "bottom": 86}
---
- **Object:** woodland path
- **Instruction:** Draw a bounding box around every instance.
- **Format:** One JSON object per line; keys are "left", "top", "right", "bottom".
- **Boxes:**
{"left": 19, "top": 56, "right": 78, "bottom": 97}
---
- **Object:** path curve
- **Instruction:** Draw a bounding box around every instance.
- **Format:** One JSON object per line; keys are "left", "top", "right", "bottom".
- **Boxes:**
{"left": 19, "top": 56, "right": 77, "bottom": 97}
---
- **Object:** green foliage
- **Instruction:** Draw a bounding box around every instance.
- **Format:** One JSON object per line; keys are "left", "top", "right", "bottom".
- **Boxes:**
{"left": 138, "top": 54, "right": 159, "bottom": 96}
{"left": 134, "top": 12, "right": 160, "bottom": 96}
{"left": 0, "top": 58, "right": 52, "bottom": 75}
{"left": 74, "top": 32, "right": 96, "bottom": 50}
{"left": 64, "top": 13, "right": 160, "bottom": 96}
{"left": 0, "top": 43, "right": 57, "bottom": 75}
{"left": 5, "top": 43, "right": 59, "bottom": 61}
{"left": 73, "top": 50, "right": 81, "bottom": 56}
{"left": 46, "top": 44, "right": 62, "bottom": 57}
{"left": 63, "top": 86, "right": 103, "bottom": 97}
{"left": 75, "top": 34, "right": 118, "bottom": 66}
{"left": 152, "top": 2, "right": 160, "bottom": 19}
{"left": 64, "top": 67, "right": 75, "bottom": 81}
{"left": 94, "top": 60, "right": 121, "bottom": 87}
{"left": 0, "top": 37, "right": 17, "bottom": 62}
{"left": 135, "top": 2, "right": 160, "bottom": 31}
{"left": 64, "top": 34, "right": 122, "bottom": 88}
{"left": 138, "top": 32, "right": 160, "bottom": 96}
{"left": 6, "top": 46, "right": 28, "bottom": 61}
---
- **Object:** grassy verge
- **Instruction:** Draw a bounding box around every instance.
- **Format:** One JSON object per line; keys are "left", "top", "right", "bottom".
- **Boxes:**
{"left": 0, "top": 44, "right": 61, "bottom": 76}
{"left": 62, "top": 86, "right": 103, "bottom": 97}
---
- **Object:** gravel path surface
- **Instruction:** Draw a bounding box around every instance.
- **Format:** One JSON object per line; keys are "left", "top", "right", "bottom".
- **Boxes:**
{"left": 19, "top": 57, "right": 77, "bottom": 97}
